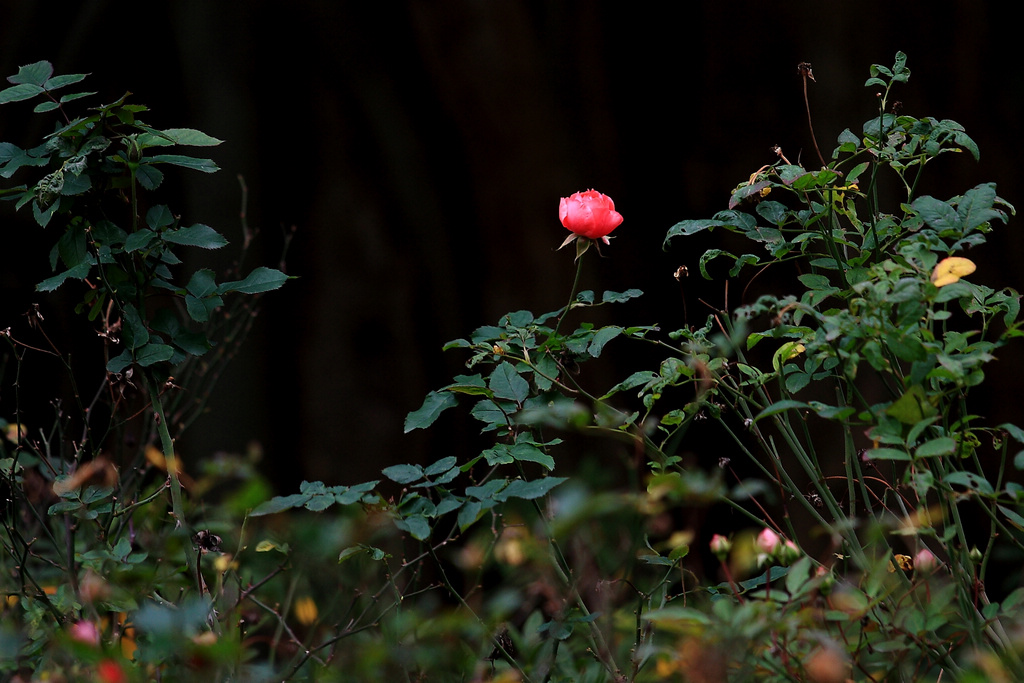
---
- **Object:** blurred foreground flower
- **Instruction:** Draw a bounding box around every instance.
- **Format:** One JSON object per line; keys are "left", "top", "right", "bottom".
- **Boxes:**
{"left": 97, "top": 659, "right": 128, "bottom": 683}
{"left": 559, "top": 189, "right": 623, "bottom": 248}
{"left": 69, "top": 619, "right": 101, "bottom": 646}
{"left": 294, "top": 596, "right": 318, "bottom": 625}
{"left": 709, "top": 534, "right": 732, "bottom": 561}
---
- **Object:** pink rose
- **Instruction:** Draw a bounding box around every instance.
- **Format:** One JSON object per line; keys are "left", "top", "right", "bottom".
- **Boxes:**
{"left": 709, "top": 534, "right": 732, "bottom": 560}
{"left": 69, "top": 619, "right": 101, "bottom": 646}
{"left": 914, "top": 548, "right": 938, "bottom": 573}
{"left": 559, "top": 190, "right": 623, "bottom": 243}
{"left": 756, "top": 528, "right": 782, "bottom": 554}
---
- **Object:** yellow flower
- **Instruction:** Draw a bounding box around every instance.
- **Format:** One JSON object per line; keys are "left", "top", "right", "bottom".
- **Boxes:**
{"left": 931, "top": 257, "right": 976, "bottom": 287}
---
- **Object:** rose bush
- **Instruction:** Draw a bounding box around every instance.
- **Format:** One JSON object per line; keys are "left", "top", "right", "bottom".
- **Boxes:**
{"left": 558, "top": 188, "right": 623, "bottom": 243}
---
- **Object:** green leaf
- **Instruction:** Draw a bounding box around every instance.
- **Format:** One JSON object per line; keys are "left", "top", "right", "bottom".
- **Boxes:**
{"left": 915, "top": 437, "right": 957, "bottom": 458}
{"left": 135, "top": 343, "right": 175, "bottom": 367}
{"left": 382, "top": 463, "right": 424, "bottom": 484}
{"left": 124, "top": 229, "right": 157, "bottom": 252}
{"left": 887, "top": 385, "right": 937, "bottom": 425}
{"left": 958, "top": 183, "right": 1002, "bottom": 231}
{"left": 466, "top": 479, "right": 509, "bottom": 500}
{"left": 185, "top": 293, "right": 223, "bottom": 323}
{"left": 943, "top": 471, "right": 993, "bottom": 495}
{"left": 159, "top": 128, "right": 223, "bottom": 146}
{"left": 588, "top": 326, "right": 621, "bottom": 357}
{"left": 458, "top": 501, "right": 485, "bottom": 531}
{"left": 163, "top": 224, "right": 228, "bottom": 249}
{"left": 489, "top": 362, "right": 530, "bottom": 403}
{"left": 44, "top": 73, "right": 88, "bottom": 90}
{"left": 510, "top": 443, "right": 555, "bottom": 471}
{"left": 10, "top": 61, "right": 53, "bottom": 86}
{"left": 146, "top": 204, "right": 175, "bottom": 229}
{"left": 494, "top": 477, "right": 567, "bottom": 501}
{"left": 394, "top": 515, "right": 430, "bottom": 541}
{"left": 404, "top": 390, "right": 458, "bottom": 432}
{"left": 105, "top": 350, "right": 132, "bottom": 374}
{"left": 424, "top": 456, "right": 458, "bottom": 477}
{"left": 602, "top": 289, "right": 643, "bottom": 304}
{"left": 186, "top": 269, "right": 218, "bottom": 298}
{"left": 642, "top": 607, "right": 712, "bottom": 625}
{"left": 218, "top": 267, "right": 289, "bottom": 294}
{"left": 35, "top": 260, "right": 92, "bottom": 292}
{"left": 146, "top": 154, "right": 219, "bottom": 173}
{"left": 135, "top": 164, "right": 164, "bottom": 189}
{"left": 912, "top": 196, "right": 961, "bottom": 232}
{"left": 1001, "top": 423, "right": 1024, "bottom": 445}
{"left": 339, "top": 544, "right": 388, "bottom": 563}
{"left": 753, "top": 400, "right": 808, "bottom": 422}
{"left": 998, "top": 505, "right": 1024, "bottom": 531}
{"left": 0, "top": 83, "right": 45, "bottom": 104}
{"left": 865, "top": 447, "right": 911, "bottom": 461}
{"left": 122, "top": 304, "right": 150, "bottom": 350}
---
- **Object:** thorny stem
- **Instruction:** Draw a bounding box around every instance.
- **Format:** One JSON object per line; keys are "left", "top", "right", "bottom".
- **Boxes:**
{"left": 145, "top": 373, "right": 200, "bottom": 591}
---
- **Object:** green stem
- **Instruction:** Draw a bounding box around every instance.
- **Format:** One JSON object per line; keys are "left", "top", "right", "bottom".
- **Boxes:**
{"left": 548, "top": 249, "right": 586, "bottom": 343}
{"left": 145, "top": 372, "right": 200, "bottom": 590}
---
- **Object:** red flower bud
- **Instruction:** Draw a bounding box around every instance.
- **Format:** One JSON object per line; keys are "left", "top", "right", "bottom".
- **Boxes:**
{"left": 559, "top": 189, "right": 623, "bottom": 242}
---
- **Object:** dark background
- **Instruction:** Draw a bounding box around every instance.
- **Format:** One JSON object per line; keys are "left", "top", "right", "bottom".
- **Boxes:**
{"left": 1, "top": 2, "right": 1021, "bottom": 492}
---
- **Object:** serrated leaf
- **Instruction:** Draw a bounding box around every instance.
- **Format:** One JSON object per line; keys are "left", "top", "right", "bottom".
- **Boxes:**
{"left": 146, "top": 154, "right": 219, "bottom": 172}
{"left": 602, "top": 289, "right": 643, "bottom": 304}
{"left": 305, "top": 495, "right": 335, "bottom": 512}
{"left": 58, "top": 90, "right": 96, "bottom": 104}
{"left": 185, "top": 293, "right": 223, "bottom": 323}
{"left": 865, "top": 447, "right": 911, "bottom": 461}
{"left": 146, "top": 204, "right": 175, "bottom": 229}
{"left": 458, "top": 501, "right": 484, "bottom": 531}
{"left": 494, "top": 477, "right": 567, "bottom": 501}
{"left": 45, "top": 73, "right": 88, "bottom": 90}
{"left": 489, "top": 362, "right": 530, "bottom": 403}
{"left": 135, "top": 164, "right": 164, "bottom": 189}
{"left": 163, "top": 224, "right": 228, "bottom": 249}
{"left": 35, "top": 260, "right": 92, "bottom": 292}
{"left": 125, "top": 229, "right": 157, "bottom": 252}
{"left": 588, "top": 326, "right": 621, "bottom": 357}
{"left": 382, "top": 464, "right": 423, "bottom": 484}
{"left": 394, "top": 515, "right": 430, "bottom": 541}
{"left": 0, "top": 83, "right": 45, "bottom": 104}
{"left": 424, "top": 456, "right": 458, "bottom": 477}
{"left": 105, "top": 350, "right": 132, "bottom": 374}
{"left": 10, "top": 61, "right": 53, "bottom": 86}
{"left": 186, "top": 268, "right": 218, "bottom": 298}
{"left": 958, "top": 183, "right": 1002, "bottom": 231}
{"left": 510, "top": 443, "right": 555, "bottom": 471}
{"left": 160, "top": 128, "right": 224, "bottom": 146}
{"left": 135, "top": 343, "right": 175, "bottom": 367}
{"left": 912, "top": 196, "right": 961, "bottom": 232}
{"left": 404, "top": 390, "right": 458, "bottom": 432}
{"left": 217, "top": 266, "right": 289, "bottom": 294}
{"left": 250, "top": 493, "right": 312, "bottom": 516}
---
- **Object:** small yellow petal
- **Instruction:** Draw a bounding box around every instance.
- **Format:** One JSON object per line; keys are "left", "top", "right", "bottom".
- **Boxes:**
{"left": 931, "top": 257, "right": 976, "bottom": 287}
{"left": 294, "top": 596, "right": 318, "bottom": 625}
